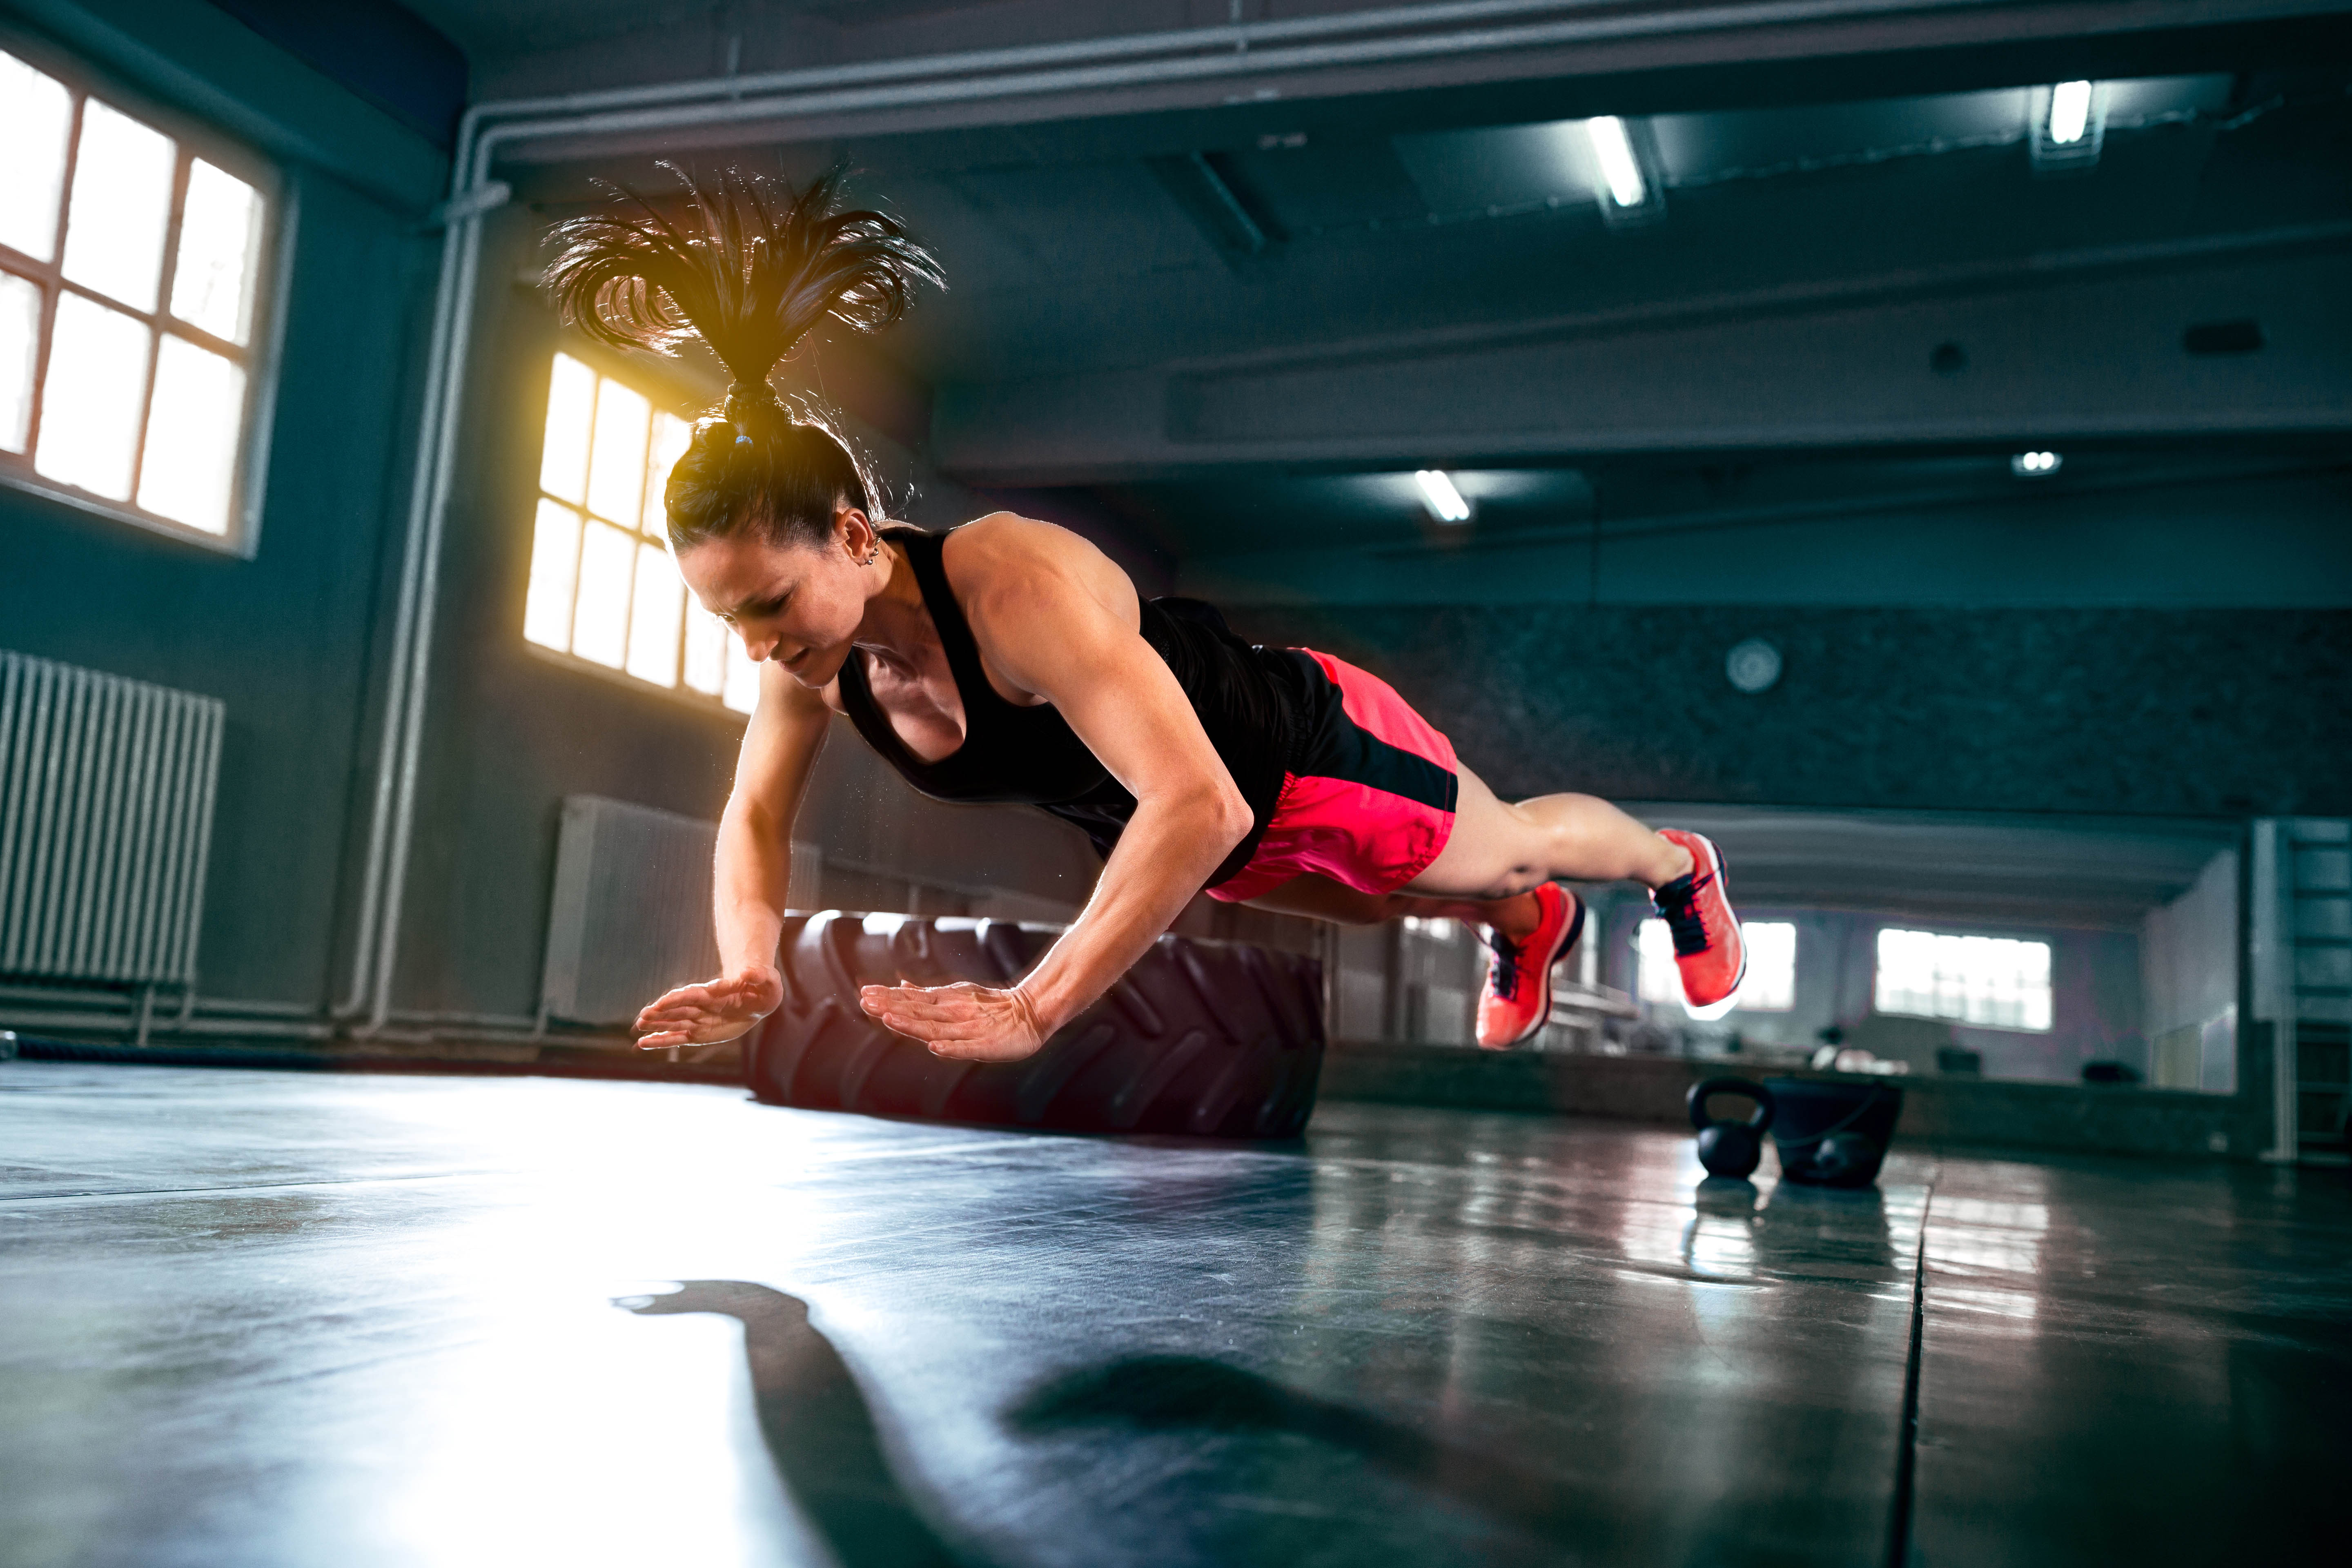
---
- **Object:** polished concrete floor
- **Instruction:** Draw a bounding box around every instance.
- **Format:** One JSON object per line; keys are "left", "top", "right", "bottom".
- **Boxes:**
{"left": 1, "top": 1062, "right": 2343, "bottom": 1567}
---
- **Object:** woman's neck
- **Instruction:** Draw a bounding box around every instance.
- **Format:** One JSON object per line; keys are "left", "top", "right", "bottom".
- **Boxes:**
{"left": 850, "top": 537, "right": 936, "bottom": 675}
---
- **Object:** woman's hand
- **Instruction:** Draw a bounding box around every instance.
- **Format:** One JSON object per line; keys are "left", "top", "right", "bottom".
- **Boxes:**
{"left": 860, "top": 981, "right": 1049, "bottom": 1062}
{"left": 634, "top": 964, "right": 785, "bottom": 1049}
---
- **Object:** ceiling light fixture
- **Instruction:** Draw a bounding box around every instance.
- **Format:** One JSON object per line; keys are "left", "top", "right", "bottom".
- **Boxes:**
{"left": 2031, "top": 81, "right": 2107, "bottom": 174}
{"left": 2011, "top": 451, "right": 2062, "bottom": 477}
{"left": 1414, "top": 469, "right": 1472, "bottom": 523}
{"left": 2048, "top": 81, "right": 2093, "bottom": 146}
{"left": 1586, "top": 116, "right": 1647, "bottom": 208}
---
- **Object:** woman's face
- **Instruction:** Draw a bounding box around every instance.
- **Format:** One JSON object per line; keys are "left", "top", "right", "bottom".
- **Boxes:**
{"left": 675, "top": 508, "right": 875, "bottom": 689}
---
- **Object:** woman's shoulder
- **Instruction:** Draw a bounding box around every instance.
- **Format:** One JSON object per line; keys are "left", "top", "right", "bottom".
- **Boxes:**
{"left": 942, "top": 513, "right": 1125, "bottom": 592}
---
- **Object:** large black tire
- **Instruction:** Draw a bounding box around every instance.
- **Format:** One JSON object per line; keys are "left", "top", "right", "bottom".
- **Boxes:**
{"left": 745, "top": 913, "right": 1325, "bottom": 1138}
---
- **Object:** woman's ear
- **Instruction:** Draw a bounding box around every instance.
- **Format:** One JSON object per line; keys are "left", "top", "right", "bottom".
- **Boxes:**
{"left": 838, "top": 505, "right": 876, "bottom": 564}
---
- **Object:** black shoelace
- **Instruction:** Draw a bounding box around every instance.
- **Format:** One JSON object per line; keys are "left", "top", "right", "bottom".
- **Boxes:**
{"left": 1485, "top": 931, "right": 1523, "bottom": 1001}
{"left": 1653, "top": 872, "right": 1716, "bottom": 956}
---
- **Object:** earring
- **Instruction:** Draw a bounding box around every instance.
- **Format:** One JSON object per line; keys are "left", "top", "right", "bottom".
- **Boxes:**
{"left": 860, "top": 548, "right": 878, "bottom": 567}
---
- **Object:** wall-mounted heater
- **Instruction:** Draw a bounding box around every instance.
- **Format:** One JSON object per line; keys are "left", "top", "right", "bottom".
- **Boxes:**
{"left": 0, "top": 650, "right": 224, "bottom": 988}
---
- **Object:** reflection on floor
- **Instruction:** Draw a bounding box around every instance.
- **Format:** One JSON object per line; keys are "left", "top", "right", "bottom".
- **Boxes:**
{"left": 0, "top": 1063, "right": 2341, "bottom": 1566}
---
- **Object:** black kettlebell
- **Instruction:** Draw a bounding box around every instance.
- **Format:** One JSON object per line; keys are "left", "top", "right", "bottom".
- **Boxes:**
{"left": 1688, "top": 1076, "right": 1776, "bottom": 1180}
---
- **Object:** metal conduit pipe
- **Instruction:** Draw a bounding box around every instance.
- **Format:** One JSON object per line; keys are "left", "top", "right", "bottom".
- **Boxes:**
{"left": 422, "top": 0, "right": 1772, "bottom": 125}
{"left": 0, "top": 1009, "right": 339, "bottom": 1041}
{"left": 333, "top": 211, "right": 478, "bottom": 1020}
{"left": 479, "top": 0, "right": 2017, "bottom": 150}
{"left": 344, "top": 0, "right": 2025, "bottom": 1031}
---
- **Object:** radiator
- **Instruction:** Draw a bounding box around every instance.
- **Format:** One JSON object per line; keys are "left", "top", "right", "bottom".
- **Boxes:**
{"left": 539, "top": 793, "right": 820, "bottom": 1027}
{"left": 0, "top": 650, "right": 224, "bottom": 986}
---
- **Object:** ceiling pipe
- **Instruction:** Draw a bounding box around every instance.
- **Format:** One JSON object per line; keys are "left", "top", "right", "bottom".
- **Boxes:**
{"left": 339, "top": 0, "right": 2051, "bottom": 1030}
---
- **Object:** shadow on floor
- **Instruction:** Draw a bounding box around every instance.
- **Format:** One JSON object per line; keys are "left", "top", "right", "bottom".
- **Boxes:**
{"left": 616, "top": 1281, "right": 962, "bottom": 1568}
{"left": 1008, "top": 1354, "right": 1610, "bottom": 1550}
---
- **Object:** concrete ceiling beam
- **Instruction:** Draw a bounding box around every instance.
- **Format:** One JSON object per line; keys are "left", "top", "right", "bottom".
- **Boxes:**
{"left": 931, "top": 233, "right": 2352, "bottom": 481}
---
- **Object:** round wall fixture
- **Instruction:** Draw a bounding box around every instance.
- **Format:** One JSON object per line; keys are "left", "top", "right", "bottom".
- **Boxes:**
{"left": 1726, "top": 638, "right": 1781, "bottom": 694}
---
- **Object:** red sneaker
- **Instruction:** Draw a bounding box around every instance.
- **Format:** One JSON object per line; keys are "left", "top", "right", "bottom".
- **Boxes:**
{"left": 1653, "top": 829, "right": 1745, "bottom": 1016}
{"left": 1476, "top": 882, "right": 1585, "bottom": 1050}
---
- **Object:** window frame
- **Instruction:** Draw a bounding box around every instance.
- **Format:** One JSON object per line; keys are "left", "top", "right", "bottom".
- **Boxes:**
{"left": 0, "top": 24, "right": 290, "bottom": 559}
{"left": 522, "top": 341, "right": 754, "bottom": 720}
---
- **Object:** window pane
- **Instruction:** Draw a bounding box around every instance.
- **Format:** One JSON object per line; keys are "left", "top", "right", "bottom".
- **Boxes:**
{"left": 60, "top": 100, "right": 175, "bottom": 312}
{"left": 539, "top": 353, "right": 594, "bottom": 505}
{"left": 0, "top": 53, "right": 73, "bottom": 263}
{"left": 1874, "top": 927, "right": 2052, "bottom": 1032}
{"left": 643, "top": 410, "right": 690, "bottom": 536}
{"left": 524, "top": 499, "right": 582, "bottom": 651}
{"left": 585, "top": 375, "right": 648, "bottom": 524}
{"left": 683, "top": 603, "right": 728, "bottom": 695}
{"left": 625, "top": 543, "right": 684, "bottom": 687}
{"left": 0, "top": 271, "right": 39, "bottom": 452}
{"left": 34, "top": 291, "right": 149, "bottom": 499}
{"left": 137, "top": 334, "right": 245, "bottom": 532}
{"left": 1738, "top": 922, "right": 1797, "bottom": 1011}
{"left": 1637, "top": 918, "right": 1681, "bottom": 1004}
{"left": 169, "top": 160, "right": 261, "bottom": 344}
{"left": 722, "top": 637, "right": 761, "bottom": 713}
{"left": 572, "top": 519, "right": 635, "bottom": 668}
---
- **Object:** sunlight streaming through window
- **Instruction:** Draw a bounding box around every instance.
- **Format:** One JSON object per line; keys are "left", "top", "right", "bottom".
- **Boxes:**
{"left": 586, "top": 378, "right": 650, "bottom": 525}
{"left": 625, "top": 543, "right": 684, "bottom": 688}
{"left": 60, "top": 99, "right": 175, "bottom": 312}
{"left": 1875, "top": 928, "right": 2052, "bottom": 1031}
{"left": 572, "top": 520, "right": 636, "bottom": 670}
{"left": 3, "top": 48, "right": 271, "bottom": 544}
{"left": 643, "top": 411, "right": 690, "bottom": 531}
{"left": 169, "top": 160, "right": 262, "bottom": 343}
{"left": 540, "top": 354, "right": 594, "bottom": 505}
{"left": 35, "top": 291, "right": 149, "bottom": 498}
{"left": 683, "top": 605, "right": 729, "bottom": 697}
{"left": 524, "top": 500, "right": 582, "bottom": 652}
{"left": 138, "top": 334, "right": 245, "bottom": 532}
{"left": 0, "top": 273, "right": 39, "bottom": 452}
{"left": 528, "top": 353, "right": 747, "bottom": 713}
{"left": 722, "top": 639, "right": 762, "bottom": 714}
{"left": 0, "top": 54, "right": 72, "bottom": 262}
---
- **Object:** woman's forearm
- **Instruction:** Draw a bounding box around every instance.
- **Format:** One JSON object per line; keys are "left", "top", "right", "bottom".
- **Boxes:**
{"left": 715, "top": 798, "right": 794, "bottom": 976}
{"left": 1016, "top": 784, "right": 1252, "bottom": 1032}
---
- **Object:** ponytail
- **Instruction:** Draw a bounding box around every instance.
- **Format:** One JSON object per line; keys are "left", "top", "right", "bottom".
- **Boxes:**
{"left": 542, "top": 164, "right": 942, "bottom": 552}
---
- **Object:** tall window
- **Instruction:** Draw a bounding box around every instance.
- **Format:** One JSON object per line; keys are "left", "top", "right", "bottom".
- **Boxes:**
{"left": 526, "top": 352, "right": 760, "bottom": 713}
{"left": 1639, "top": 918, "right": 1797, "bottom": 1013}
{"left": 0, "top": 46, "right": 271, "bottom": 545}
{"left": 1875, "top": 928, "right": 2052, "bottom": 1031}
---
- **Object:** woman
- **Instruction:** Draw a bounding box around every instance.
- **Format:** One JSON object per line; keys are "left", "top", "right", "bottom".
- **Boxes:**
{"left": 550, "top": 167, "right": 1746, "bottom": 1063}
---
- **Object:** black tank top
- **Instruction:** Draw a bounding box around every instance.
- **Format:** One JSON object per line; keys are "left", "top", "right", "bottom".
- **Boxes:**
{"left": 833, "top": 526, "right": 1305, "bottom": 889}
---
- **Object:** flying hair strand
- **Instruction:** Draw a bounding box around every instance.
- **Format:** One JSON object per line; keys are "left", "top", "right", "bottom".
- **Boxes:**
{"left": 541, "top": 163, "right": 943, "bottom": 422}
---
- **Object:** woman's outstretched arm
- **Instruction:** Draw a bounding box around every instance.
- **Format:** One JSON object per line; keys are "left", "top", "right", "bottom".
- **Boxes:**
{"left": 858, "top": 519, "right": 1253, "bottom": 1061}
{"left": 634, "top": 665, "right": 831, "bottom": 1048}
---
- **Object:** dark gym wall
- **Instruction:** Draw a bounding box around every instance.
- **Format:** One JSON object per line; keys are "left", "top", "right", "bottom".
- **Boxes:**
{"left": 1230, "top": 602, "right": 2352, "bottom": 819}
{"left": 0, "top": 0, "right": 449, "bottom": 1005}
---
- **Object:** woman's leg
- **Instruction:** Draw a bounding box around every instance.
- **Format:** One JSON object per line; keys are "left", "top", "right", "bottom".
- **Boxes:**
{"left": 1244, "top": 871, "right": 1544, "bottom": 938}
{"left": 1401, "top": 764, "right": 1693, "bottom": 902}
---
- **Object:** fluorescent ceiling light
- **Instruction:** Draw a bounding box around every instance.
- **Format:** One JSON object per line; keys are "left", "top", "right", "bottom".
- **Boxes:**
{"left": 2048, "top": 81, "right": 2092, "bottom": 146}
{"left": 2011, "top": 450, "right": 2062, "bottom": 477}
{"left": 1414, "top": 469, "right": 1471, "bottom": 523}
{"left": 1585, "top": 116, "right": 1646, "bottom": 209}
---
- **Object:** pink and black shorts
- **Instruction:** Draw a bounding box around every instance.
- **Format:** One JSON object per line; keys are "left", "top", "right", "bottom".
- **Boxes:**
{"left": 1205, "top": 650, "right": 1459, "bottom": 905}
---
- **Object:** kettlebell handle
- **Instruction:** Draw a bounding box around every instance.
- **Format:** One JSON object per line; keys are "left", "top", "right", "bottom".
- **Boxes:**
{"left": 1688, "top": 1076, "right": 1775, "bottom": 1134}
